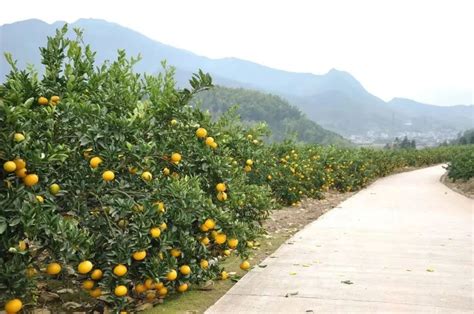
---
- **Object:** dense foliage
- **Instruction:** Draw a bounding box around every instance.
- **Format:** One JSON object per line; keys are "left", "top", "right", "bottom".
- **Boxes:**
{"left": 194, "top": 86, "right": 349, "bottom": 145}
{"left": 446, "top": 147, "right": 474, "bottom": 181}
{"left": 0, "top": 27, "right": 471, "bottom": 312}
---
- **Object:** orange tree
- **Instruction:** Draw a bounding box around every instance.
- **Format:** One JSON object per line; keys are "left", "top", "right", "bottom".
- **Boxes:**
{"left": 0, "top": 26, "right": 271, "bottom": 311}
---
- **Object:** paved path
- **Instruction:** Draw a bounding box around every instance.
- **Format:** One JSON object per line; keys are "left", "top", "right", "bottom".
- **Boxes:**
{"left": 206, "top": 165, "right": 473, "bottom": 313}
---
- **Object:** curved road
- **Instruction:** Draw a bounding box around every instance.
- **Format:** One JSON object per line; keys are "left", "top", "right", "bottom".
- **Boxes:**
{"left": 206, "top": 165, "right": 473, "bottom": 313}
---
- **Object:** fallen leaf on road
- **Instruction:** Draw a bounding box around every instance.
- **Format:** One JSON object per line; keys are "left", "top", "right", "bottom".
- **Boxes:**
{"left": 289, "top": 272, "right": 297, "bottom": 275}
{"left": 426, "top": 269, "right": 434, "bottom": 272}
{"left": 341, "top": 280, "right": 354, "bottom": 285}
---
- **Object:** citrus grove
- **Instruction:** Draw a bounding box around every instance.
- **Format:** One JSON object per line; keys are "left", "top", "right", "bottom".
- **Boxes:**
{"left": 0, "top": 26, "right": 471, "bottom": 312}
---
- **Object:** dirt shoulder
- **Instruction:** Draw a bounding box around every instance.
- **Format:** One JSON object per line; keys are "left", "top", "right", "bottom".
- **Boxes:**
{"left": 441, "top": 173, "right": 474, "bottom": 199}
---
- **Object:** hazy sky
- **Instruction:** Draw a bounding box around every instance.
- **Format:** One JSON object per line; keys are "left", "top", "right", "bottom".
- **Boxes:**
{"left": 1, "top": 0, "right": 473, "bottom": 106}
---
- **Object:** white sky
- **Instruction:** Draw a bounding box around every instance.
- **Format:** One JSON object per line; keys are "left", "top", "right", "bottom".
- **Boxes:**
{"left": 1, "top": 0, "right": 473, "bottom": 106}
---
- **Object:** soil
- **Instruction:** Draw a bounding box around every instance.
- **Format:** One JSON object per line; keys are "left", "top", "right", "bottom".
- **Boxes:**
{"left": 441, "top": 173, "right": 474, "bottom": 199}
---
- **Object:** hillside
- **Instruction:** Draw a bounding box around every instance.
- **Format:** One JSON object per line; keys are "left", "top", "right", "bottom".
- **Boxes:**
{"left": 194, "top": 86, "right": 349, "bottom": 145}
{"left": 1, "top": 18, "right": 472, "bottom": 143}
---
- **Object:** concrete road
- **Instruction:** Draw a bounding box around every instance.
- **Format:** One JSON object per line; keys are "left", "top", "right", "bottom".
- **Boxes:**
{"left": 206, "top": 165, "right": 474, "bottom": 313}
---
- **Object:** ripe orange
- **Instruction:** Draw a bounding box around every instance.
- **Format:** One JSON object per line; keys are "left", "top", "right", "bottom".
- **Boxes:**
{"left": 144, "top": 278, "right": 155, "bottom": 289}
{"left": 179, "top": 265, "right": 191, "bottom": 275}
{"left": 113, "top": 264, "right": 127, "bottom": 276}
{"left": 177, "top": 283, "right": 188, "bottom": 292}
{"left": 210, "top": 141, "right": 218, "bottom": 149}
{"left": 200, "top": 259, "right": 209, "bottom": 269}
{"left": 46, "top": 262, "right": 62, "bottom": 275}
{"left": 205, "top": 137, "right": 214, "bottom": 146}
{"left": 215, "top": 233, "right": 227, "bottom": 245}
{"left": 228, "top": 238, "right": 239, "bottom": 249}
{"left": 246, "top": 159, "right": 254, "bottom": 166}
{"left": 223, "top": 249, "right": 231, "bottom": 256}
{"left": 82, "top": 280, "right": 95, "bottom": 290}
{"left": 77, "top": 260, "right": 93, "bottom": 274}
{"left": 135, "top": 283, "right": 147, "bottom": 293}
{"left": 13, "top": 158, "right": 26, "bottom": 169}
{"left": 221, "top": 271, "right": 229, "bottom": 280}
{"left": 215, "top": 182, "right": 226, "bottom": 192}
{"left": 160, "top": 222, "right": 167, "bottom": 231}
{"left": 166, "top": 269, "right": 177, "bottom": 281}
{"left": 170, "top": 248, "right": 181, "bottom": 257}
{"left": 36, "top": 195, "right": 44, "bottom": 203}
{"left": 89, "top": 156, "right": 103, "bottom": 168}
{"left": 240, "top": 260, "right": 250, "bottom": 271}
{"left": 158, "top": 287, "right": 168, "bottom": 296}
{"left": 150, "top": 227, "right": 161, "bottom": 238}
{"left": 102, "top": 170, "right": 115, "bottom": 181}
{"left": 114, "top": 285, "right": 128, "bottom": 297}
{"left": 5, "top": 299, "right": 22, "bottom": 313}
{"left": 141, "top": 171, "right": 153, "bottom": 181}
{"left": 18, "top": 240, "right": 27, "bottom": 251}
{"left": 162, "top": 167, "right": 170, "bottom": 175}
{"left": 90, "top": 269, "right": 103, "bottom": 280}
{"left": 200, "top": 236, "right": 210, "bottom": 245}
{"left": 13, "top": 133, "right": 25, "bottom": 142}
{"left": 51, "top": 95, "right": 60, "bottom": 103}
{"left": 89, "top": 288, "right": 102, "bottom": 298}
{"left": 132, "top": 250, "right": 147, "bottom": 261}
{"left": 15, "top": 168, "right": 27, "bottom": 178}
{"left": 196, "top": 127, "right": 207, "bottom": 138}
{"left": 204, "top": 218, "right": 216, "bottom": 229}
{"left": 244, "top": 165, "right": 252, "bottom": 172}
{"left": 3, "top": 161, "right": 16, "bottom": 172}
{"left": 171, "top": 153, "right": 182, "bottom": 163}
{"left": 217, "top": 191, "right": 228, "bottom": 201}
{"left": 200, "top": 224, "right": 209, "bottom": 232}
{"left": 38, "top": 96, "right": 48, "bottom": 105}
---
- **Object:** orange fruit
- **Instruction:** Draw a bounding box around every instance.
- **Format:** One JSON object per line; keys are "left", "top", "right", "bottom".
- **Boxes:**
{"left": 244, "top": 165, "right": 252, "bottom": 172}
{"left": 160, "top": 222, "right": 167, "bottom": 231}
{"left": 166, "top": 269, "right": 177, "bottom": 281}
{"left": 171, "top": 153, "right": 182, "bottom": 163}
{"left": 162, "top": 167, "right": 170, "bottom": 175}
{"left": 217, "top": 191, "right": 228, "bottom": 201}
{"left": 205, "top": 137, "right": 214, "bottom": 146}
{"left": 210, "top": 141, "right": 218, "bottom": 149}
{"left": 228, "top": 238, "right": 239, "bottom": 249}
{"left": 215, "top": 183, "right": 226, "bottom": 192}
{"left": 114, "top": 285, "right": 128, "bottom": 297}
{"left": 246, "top": 159, "right": 253, "bottom": 166}
{"left": 49, "top": 183, "right": 60, "bottom": 195}
{"left": 177, "top": 283, "right": 188, "bottom": 292}
{"left": 240, "top": 260, "right": 250, "bottom": 271}
{"left": 150, "top": 227, "right": 161, "bottom": 238}
{"left": 204, "top": 218, "right": 216, "bottom": 229}
{"left": 200, "top": 236, "right": 210, "bottom": 245}
{"left": 51, "top": 95, "right": 60, "bottom": 103}
{"left": 144, "top": 278, "right": 156, "bottom": 289}
{"left": 13, "top": 158, "right": 26, "bottom": 170}
{"left": 135, "top": 283, "right": 147, "bottom": 293}
{"left": 196, "top": 127, "right": 207, "bottom": 138}
{"left": 5, "top": 299, "right": 22, "bottom": 313}
{"left": 158, "top": 287, "right": 168, "bottom": 296}
{"left": 82, "top": 280, "right": 95, "bottom": 290}
{"left": 46, "top": 262, "right": 61, "bottom": 275}
{"left": 15, "top": 168, "right": 27, "bottom": 178}
{"left": 200, "top": 259, "right": 209, "bottom": 269}
{"left": 113, "top": 264, "right": 127, "bottom": 276}
{"left": 179, "top": 265, "right": 191, "bottom": 275}
{"left": 89, "top": 288, "right": 102, "bottom": 298}
{"left": 141, "top": 171, "right": 153, "bottom": 181}
{"left": 89, "top": 156, "right": 103, "bottom": 168}
{"left": 77, "top": 260, "right": 93, "bottom": 274}
{"left": 132, "top": 250, "right": 147, "bottom": 261}
{"left": 90, "top": 269, "right": 103, "bottom": 280}
{"left": 3, "top": 161, "right": 16, "bottom": 172}
{"left": 200, "top": 224, "right": 209, "bottom": 232}
{"left": 215, "top": 233, "right": 227, "bottom": 245}
{"left": 170, "top": 248, "right": 181, "bottom": 257}
{"left": 13, "top": 133, "right": 25, "bottom": 142}
{"left": 221, "top": 271, "right": 229, "bottom": 280}
{"left": 102, "top": 170, "right": 115, "bottom": 181}
{"left": 38, "top": 96, "right": 48, "bottom": 105}
{"left": 35, "top": 195, "right": 44, "bottom": 203}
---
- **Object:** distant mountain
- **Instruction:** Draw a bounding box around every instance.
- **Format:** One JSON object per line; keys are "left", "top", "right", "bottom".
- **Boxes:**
{"left": 194, "top": 86, "right": 349, "bottom": 145}
{"left": 1, "top": 18, "right": 473, "bottom": 142}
